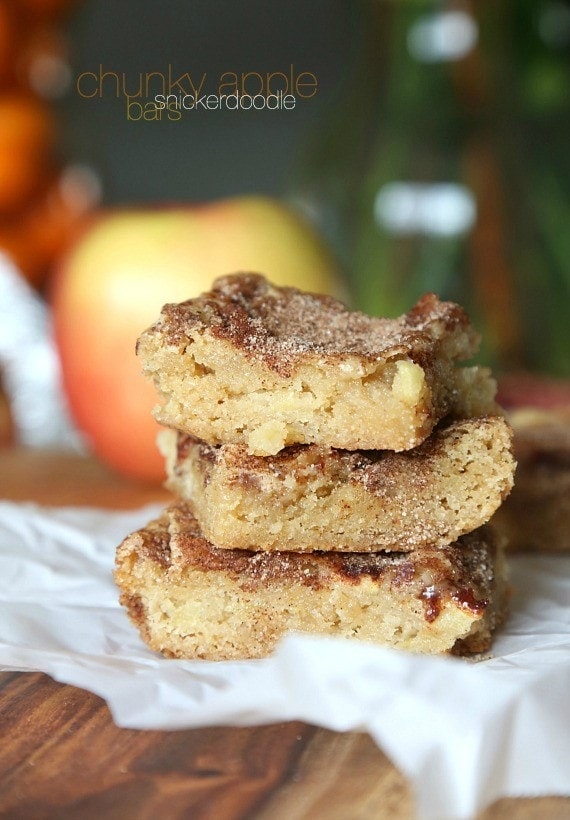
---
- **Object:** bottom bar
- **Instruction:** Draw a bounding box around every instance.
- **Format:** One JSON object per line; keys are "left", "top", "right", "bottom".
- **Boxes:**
{"left": 114, "top": 504, "right": 508, "bottom": 661}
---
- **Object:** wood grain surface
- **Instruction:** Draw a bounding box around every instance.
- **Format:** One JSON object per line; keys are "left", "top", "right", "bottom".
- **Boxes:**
{"left": 1, "top": 447, "right": 569, "bottom": 819}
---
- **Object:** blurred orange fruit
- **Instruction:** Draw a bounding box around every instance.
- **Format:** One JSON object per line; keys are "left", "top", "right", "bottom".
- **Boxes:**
{"left": 0, "top": 4, "right": 18, "bottom": 87}
{"left": 0, "top": 93, "right": 55, "bottom": 214}
{"left": 0, "top": 165, "right": 99, "bottom": 286}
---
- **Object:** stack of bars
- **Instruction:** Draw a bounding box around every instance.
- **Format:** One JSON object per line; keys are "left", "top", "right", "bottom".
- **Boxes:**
{"left": 115, "top": 274, "right": 516, "bottom": 660}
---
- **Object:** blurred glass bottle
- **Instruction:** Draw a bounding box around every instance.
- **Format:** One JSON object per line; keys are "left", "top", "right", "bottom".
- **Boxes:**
{"left": 292, "top": 0, "right": 570, "bottom": 376}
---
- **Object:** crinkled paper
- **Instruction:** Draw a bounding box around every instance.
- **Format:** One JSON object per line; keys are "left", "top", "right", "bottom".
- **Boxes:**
{"left": 1, "top": 500, "right": 569, "bottom": 819}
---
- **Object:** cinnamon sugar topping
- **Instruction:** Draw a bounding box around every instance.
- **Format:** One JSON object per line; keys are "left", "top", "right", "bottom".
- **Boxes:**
{"left": 154, "top": 273, "right": 475, "bottom": 376}
{"left": 151, "top": 504, "right": 496, "bottom": 615}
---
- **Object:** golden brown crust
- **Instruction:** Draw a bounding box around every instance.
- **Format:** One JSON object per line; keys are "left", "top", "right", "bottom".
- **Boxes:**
{"left": 159, "top": 416, "right": 515, "bottom": 552}
{"left": 146, "top": 274, "right": 477, "bottom": 378}
{"left": 114, "top": 504, "right": 507, "bottom": 660}
{"left": 137, "top": 274, "right": 494, "bottom": 455}
{"left": 164, "top": 503, "right": 494, "bottom": 602}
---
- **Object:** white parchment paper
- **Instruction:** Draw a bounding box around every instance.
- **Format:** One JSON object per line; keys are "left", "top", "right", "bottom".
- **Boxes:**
{"left": 1, "top": 500, "right": 569, "bottom": 819}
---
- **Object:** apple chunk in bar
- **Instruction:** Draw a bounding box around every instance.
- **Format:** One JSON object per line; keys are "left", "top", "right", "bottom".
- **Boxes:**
{"left": 158, "top": 416, "right": 515, "bottom": 553}
{"left": 114, "top": 504, "right": 508, "bottom": 661}
{"left": 136, "top": 273, "right": 497, "bottom": 455}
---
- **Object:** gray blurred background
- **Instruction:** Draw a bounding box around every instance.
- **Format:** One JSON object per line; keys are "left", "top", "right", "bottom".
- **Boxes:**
{"left": 60, "top": 0, "right": 353, "bottom": 204}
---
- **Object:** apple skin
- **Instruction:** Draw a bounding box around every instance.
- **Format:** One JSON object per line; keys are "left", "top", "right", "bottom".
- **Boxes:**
{"left": 51, "top": 196, "right": 344, "bottom": 481}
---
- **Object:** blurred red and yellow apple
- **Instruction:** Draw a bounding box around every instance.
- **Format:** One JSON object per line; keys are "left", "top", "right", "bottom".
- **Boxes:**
{"left": 51, "top": 196, "right": 343, "bottom": 481}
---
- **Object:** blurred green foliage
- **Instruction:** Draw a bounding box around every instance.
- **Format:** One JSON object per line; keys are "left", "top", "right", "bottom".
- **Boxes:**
{"left": 295, "top": 0, "right": 570, "bottom": 376}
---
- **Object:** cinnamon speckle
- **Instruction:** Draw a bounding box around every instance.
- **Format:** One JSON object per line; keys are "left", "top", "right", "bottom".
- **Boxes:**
{"left": 147, "top": 273, "right": 475, "bottom": 377}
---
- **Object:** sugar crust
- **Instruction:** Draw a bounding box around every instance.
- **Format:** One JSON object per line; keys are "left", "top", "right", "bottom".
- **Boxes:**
{"left": 158, "top": 416, "right": 515, "bottom": 553}
{"left": 137, "top": 274, "right": 496, "bottom": 454}
{"left": 114, "top": 504, "right": 508, "bottom": 661}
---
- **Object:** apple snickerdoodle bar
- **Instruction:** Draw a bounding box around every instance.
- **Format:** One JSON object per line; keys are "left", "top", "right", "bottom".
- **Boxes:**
{"left": 491, "top": 407, "right": 570, "bottom": 552}
{"left": 114, "top": 503, "right": 508, "bottom": 661}
{"left": 136, "top": 273, "right": 498, "bottom": 455}
{"left": 158, "top": 415, "right": 515, "bottom": 553}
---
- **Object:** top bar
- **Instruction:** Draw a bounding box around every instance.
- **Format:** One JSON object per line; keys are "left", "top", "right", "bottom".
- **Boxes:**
{"left": 137, "top": 273, "right": 497, "bottom": 454}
